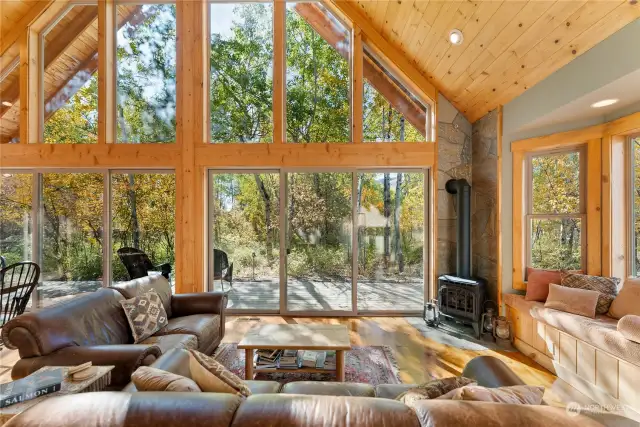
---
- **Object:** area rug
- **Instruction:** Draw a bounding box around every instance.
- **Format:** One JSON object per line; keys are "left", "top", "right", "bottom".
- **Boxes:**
{"left": 214, "top": 344, "right": 401, "bottom": 385}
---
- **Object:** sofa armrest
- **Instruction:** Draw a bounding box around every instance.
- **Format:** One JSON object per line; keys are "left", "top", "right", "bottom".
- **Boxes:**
{"left": 11, "top": 344, "right": 162, "bottom": 387}
{"left": 462, "top": 356, "right": 526, "bottom": 388}
{"left": 171, "top": 292, "right": 227, "bottom": 317}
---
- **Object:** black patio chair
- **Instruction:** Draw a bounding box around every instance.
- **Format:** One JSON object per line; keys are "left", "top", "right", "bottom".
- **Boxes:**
{"left": 213, "top": 249, "right": 233, "bottom": 293}
{"left": 1, "top": 262, "right": 40, "bottom": 348}
{"left": 117, "top": 247, "right": 171, "bottom": 281}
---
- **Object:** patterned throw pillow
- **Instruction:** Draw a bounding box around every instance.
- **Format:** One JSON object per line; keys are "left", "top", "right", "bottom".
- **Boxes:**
{"left": 560, "top": 272, "right": 620, "bottom": 315}
{"left": 187, "top": 350, "right": 252, "bottom": 397}
{"left": 120, "top": 289, "right": 169, "bottom": 343}
{"left": 395, "top": 376, "right": 476, "bottom": 405}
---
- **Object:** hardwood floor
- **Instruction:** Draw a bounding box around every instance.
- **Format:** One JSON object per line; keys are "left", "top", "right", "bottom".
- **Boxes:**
{"left": 0, "top": 316, "right": 596, "bottom": 409}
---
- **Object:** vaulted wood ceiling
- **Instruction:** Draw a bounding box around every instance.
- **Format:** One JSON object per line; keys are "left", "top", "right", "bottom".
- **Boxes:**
{"left": 1, "top": 0, "right": 639, "bottom": 132}
{"left": 349, "top": 0, "right": 640, "bottom": 122}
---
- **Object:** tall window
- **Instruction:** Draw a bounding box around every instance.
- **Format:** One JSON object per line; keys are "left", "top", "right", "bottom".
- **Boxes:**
{"left": 527, "top": 150, "right": 584, "bottom": 270}
{"left": 0, "top": 174, "right": 33, "bottom": 265}
{"left": 286, "top": 3, "right": 350, "bottom": 143}
{"left": 116, "top": 3, "right": 177, "bottom": 143}
{"left": 363, "top": 46, "right": 428, "bottom": 142}
{"left": 630, "top": 135, "right": 640, "bottom": 275}
{"left": 210, "top": 3, "right": 273, "bottom": 143}
{"left": 40, "top": 173, "right": 104, "bottom": 305}
{"left": 43, "top": 5, "right": 99, "bottom": 144}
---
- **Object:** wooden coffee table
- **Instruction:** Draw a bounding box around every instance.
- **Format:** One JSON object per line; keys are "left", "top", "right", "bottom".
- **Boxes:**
{"left": 238, "top": 324, "right": 351, "bottom": 381}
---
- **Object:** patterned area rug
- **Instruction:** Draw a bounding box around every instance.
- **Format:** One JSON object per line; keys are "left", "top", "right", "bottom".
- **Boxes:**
{"left": 214, "top": 344, "right": 402, "bottom": 385}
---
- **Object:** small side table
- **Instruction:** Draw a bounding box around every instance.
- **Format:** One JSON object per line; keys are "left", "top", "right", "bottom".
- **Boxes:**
{"left": 0, "top": 365, "right": 115, "bottom": 425}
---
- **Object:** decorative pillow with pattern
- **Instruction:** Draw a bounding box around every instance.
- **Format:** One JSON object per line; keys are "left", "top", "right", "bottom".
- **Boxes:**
{"left": 120, "top": 289, "right": 169, "bottom": 343}
{"left": 395, "top": 376, "right": 476, "bottom": 405}
{"left": 188, "top": 350, "right": 252, "bottom": 397}
{"left": 560, "top": 272, "right": 620, "bottom": 314}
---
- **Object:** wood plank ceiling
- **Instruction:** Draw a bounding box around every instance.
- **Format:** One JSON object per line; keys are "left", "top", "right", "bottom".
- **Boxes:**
{"left": 350, "top": 0, "right": 640, "bottom": 122}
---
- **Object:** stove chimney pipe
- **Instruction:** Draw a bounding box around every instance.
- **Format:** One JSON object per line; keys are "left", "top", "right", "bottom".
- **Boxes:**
{"left": 445, "top": 178, "right": 471, "bottom": 278}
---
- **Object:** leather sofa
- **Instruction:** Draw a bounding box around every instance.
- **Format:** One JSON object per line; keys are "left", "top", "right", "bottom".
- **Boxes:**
{"left": 2, "top": 275, "right": 226, "bottom": 387}
{"left": 6, "top": 355, "right": 615, "bottom": 427}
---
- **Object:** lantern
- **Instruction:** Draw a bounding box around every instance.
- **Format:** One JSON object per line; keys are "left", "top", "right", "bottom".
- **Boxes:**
{"left": 423, "top": 300, "right": 440, "bottom": 327}
{"left": 493, "top": 316, "right": 512, "bottom": 342}
{"left": 480, "top": 300, "right": 498, "bottom": 339}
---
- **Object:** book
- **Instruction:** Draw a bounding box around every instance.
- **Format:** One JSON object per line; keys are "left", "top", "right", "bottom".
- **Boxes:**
{"left": 324, "top": 351, "right": 336, "bottom": 370}
{"left": 0, "top": 368, "right": 63, "bottom": 408}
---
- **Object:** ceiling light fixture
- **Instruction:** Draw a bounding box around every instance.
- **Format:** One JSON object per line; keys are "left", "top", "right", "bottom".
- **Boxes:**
{"left": 1, "top": 101, "right": 12, "bottom": 107}
{"left": 449, "top": 29, "right": 464, "bottom": 45}
{"left": 591, "top": 99, "right": 619, "bottom": 108}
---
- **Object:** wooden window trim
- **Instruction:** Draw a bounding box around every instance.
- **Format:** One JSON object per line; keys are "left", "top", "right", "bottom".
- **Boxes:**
{"left": 628, "top": 134, "right": 640, "bottom": 277}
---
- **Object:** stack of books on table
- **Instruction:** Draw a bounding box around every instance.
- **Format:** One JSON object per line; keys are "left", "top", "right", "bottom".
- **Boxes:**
{"left": 254, "top": 349, "right": 281, "bottom": 369}
{"left": 0, "top": 368, "right": 63, "bottom": 408}
{"left": 278, "top": 350, "right": 301, "bottom": 369}
{"left": 300, "top": 350, "right": 327, "bottom": 369}
{"left": 323, "top": 351, "right": 337, "bottom": 370}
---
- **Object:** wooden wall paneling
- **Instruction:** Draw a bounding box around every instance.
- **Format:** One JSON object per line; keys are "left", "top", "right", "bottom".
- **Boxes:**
{"left": 19, "top": 28, "right": 38, "bottom": 144}
{"left": 513, "top": 337, "right": 556, "bottom": 374}
{"left": 429, "top": 90, "right": 438, "bottom": 300}
{"left": 559, "top": 332, "right": 578, "bottom": 374}
{"left": 519, "top": 310, "right": 533, "bottom": 345}
{"left": 175, "top": 0, "right": 205, "bottom": 293}
{"left": 532, "top": 319, "right": 546, "bottom": 354}
{"left": 586, "top": 138, "right": 602, "bottom": 276}
{"left": 512, "top": 150, "right": 525, "bottom": 290}
{"left": 609, "top": 135, "right": 628, "bottom": 279}
{"left": 98, "top": 0, "right": 115, "bottom": 144}
{"left": 352, "top": 26, "right": 363, "bottom": 144}
{"left": 602, "top": 134, "right": 612, "bottom": 277}
{"left": 596, "top": 351, "right": 619, "bottom": 398}
{"left": 273, "top": 0, "right": 285, "bottom": 144}
{"left": 619, "top": 361, "right": 640, "bottom": 410}
{"left": 577, "top": 340, "right": 596, "bottom": 384}
{"left": 0, "top": 0, "right": 56, "bottom": 56}
{"left": 545, "top": 326, "right": 559, "bottom": 359}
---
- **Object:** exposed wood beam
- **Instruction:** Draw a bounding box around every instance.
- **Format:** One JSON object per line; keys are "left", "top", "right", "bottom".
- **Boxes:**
{"left": 329, "top": 0, "right": 437, "bottom": 107}
{"left": 294, "top": 3, "right": 426, "bottom": 136}
{"left": 19, "top": 29, "right": 39, "bottom": 144}
{"left": 0, "top": 0, "right": 57, "bottom": 56}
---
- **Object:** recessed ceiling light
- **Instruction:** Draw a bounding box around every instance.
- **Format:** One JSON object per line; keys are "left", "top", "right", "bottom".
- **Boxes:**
{"left": 449, "top": 29, "right": 464, "bottom": 45}
{"left": 1, "top": 101, "right": 12, "bottom": 107}
{"left": 591, "top": 99, "right": 619, "bottom": 108}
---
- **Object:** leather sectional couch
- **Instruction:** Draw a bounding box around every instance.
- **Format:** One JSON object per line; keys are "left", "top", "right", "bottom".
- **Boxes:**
{"left": 6, "top": 354, "right": 616, "bottom": 427}
{"left": 1, "top": 275, "right": 226, "bottom": 387}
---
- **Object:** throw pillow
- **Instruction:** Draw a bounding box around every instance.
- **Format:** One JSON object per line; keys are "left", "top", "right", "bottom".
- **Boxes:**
{"left": 545, "top": 284, "right": 599, "bottom": 318}
{"left": 120, "top": 289, "right": 168, "bottom": 343}
{"left": 608, "top": 278, "right": 640, "bottom": 319}
{"left": 525, "top": 267, "right": 562, "bottom": 302}
{"left": 560, "top": 272, "right": 620, "bottom": 314}
{"left": 618, "top": 315, "right": 640, "bottom": 344}
{"left": 187, "top": 350, "right": 251, "bottom": 397}
{"left": 438, "top": 385, "right": 545, "bottom": 405}
{"left": 132, "top": 367, "right": 201, "bottom": 392}
{"left": 395, "top": 377, "right": 475, "bottom": 405}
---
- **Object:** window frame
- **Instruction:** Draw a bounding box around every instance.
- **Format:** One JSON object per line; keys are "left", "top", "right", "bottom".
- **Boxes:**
{"left": 524, "top": 147, "right": 587, "bottom": 272}
{"left": 628, "top": 134, "right": 640, "bottom": 277}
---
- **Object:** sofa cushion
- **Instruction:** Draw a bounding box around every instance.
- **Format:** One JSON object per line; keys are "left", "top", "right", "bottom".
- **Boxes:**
{"left": 618, "top": 315, "right": 640, "bottom": 344}
{"left": 525, "top": 268, "right": 563, "bottom": 302}
{"left": 438, "top": 385, "right": 545, "bottom": 405}
{"left": 121, "top": 290, "right": 169, "bottom": 343}
{"left": 156, "top": 314, "right": 220, "bottom": 352}
{"left": 608, "top": 278, "right": 640, "bottom": 319}
{"left": 110, "top": 274, "right": 173, "bottom": 318}
{"left": 132, "top": 366, "right": 201, "bottom": 392}
{"left": 560, "top": 272, "right": 619, "bottom": 314}
{"left": 140, "top": 334, "right": 198, "bottom": 354}
{"left": 395, "top": 376, "right": 476, "bottom": 404}
{"left": 281, "top": 381, "right": 375, "bottom": 397}
{"left": 408, "top": 400, "right": 605, "bottom": 427}
{"left": 188, "top": 350, "right": 252, "bottom": 397}
{"left": 544, "top": 284, "right": 599, "bottom": 318}
{"left": 245, "top": 380, "right": 282, "bottom": 394}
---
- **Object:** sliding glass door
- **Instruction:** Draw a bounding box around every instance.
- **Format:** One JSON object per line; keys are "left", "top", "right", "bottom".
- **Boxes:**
{"left": 208, "top": 169, "right": 428, "bottom": 315}
{"left": 285, "top": 172, "right": 352, "bottom": 313}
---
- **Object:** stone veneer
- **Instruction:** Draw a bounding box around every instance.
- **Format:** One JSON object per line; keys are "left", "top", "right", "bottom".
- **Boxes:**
{"left": 437, "top": 94, "right": 472, "bottom": 278}
{"left": 471, "top": 109, "right": 499, "bottom": 304}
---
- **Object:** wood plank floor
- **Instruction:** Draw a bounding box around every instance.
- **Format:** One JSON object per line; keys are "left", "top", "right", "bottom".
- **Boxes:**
{"left": 0, "top": 316, "right": 596, "bottom": 409}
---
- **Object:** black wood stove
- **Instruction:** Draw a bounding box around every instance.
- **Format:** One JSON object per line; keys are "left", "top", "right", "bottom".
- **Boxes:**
{"left": 436, "top": 179, "right": 486, "bottom": 338}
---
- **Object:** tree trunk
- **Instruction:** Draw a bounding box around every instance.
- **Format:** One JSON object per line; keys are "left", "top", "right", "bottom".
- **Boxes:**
{"left": 394, "top": 173, "right": 403, "bottom": 272}
{"left": 357, "top": 176, "right": 364, "bottom": 271}
{"left": 128, "top": 174, "right": 140, "bottom": 249}
{"left": 383, "top": 173, "right": 391, "bottom": 272}
{"left": 254, "top": 175, "right": 273, "bottom": 264}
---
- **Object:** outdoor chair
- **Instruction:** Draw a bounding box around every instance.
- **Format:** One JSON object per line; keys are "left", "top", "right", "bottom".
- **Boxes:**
{"left": 117, "top": 247, "right": 172, "bottom": 281}
{"left": 0, "top": 262, "right": 40, "bottom": 349}
{"left": 213, "top": 249, "right": 233, "bottom": 294}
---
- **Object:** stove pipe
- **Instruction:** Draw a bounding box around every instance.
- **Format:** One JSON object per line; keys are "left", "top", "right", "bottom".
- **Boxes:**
{"left": 445, "top": 178, "right": 471, "bottom": 278}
